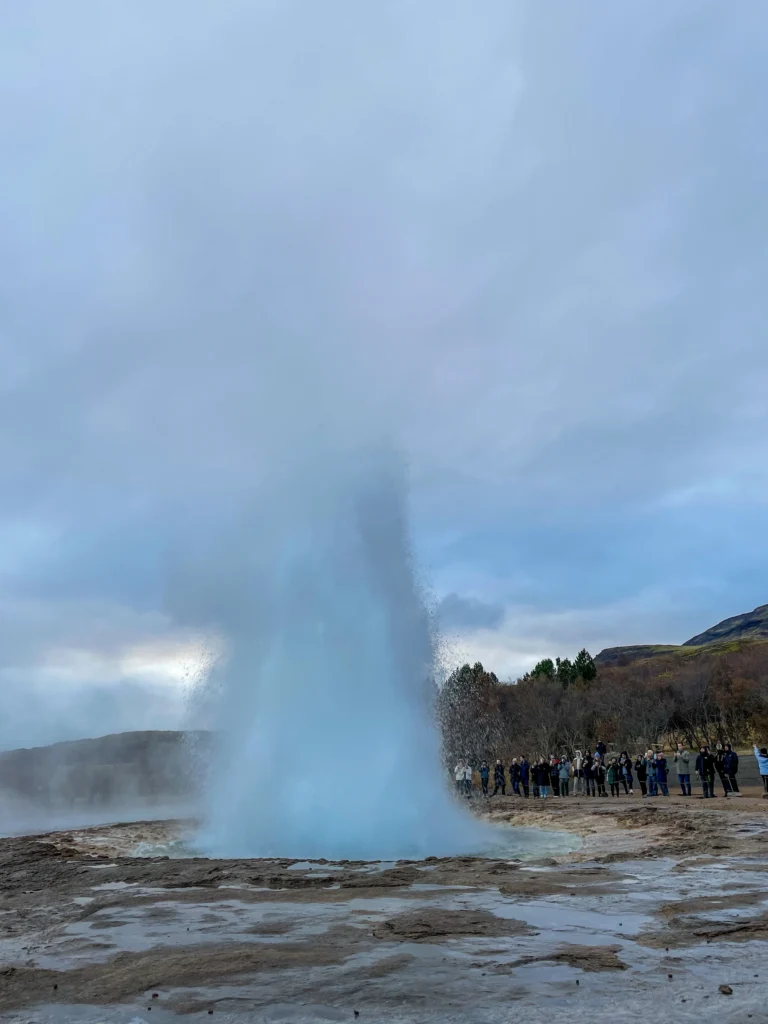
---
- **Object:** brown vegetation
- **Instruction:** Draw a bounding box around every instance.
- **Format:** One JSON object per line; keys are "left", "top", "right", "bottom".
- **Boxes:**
{"left": 439, "top": 643, "right": 768, "bottom": 763}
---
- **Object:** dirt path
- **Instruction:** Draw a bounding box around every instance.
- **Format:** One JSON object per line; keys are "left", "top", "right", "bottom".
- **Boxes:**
{"left": 1, "top": 797, "right": 767, "bottom": 1023}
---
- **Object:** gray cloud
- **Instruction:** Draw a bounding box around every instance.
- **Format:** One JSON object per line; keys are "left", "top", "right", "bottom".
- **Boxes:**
{"left": 0, "top": 2, "right": 767, "bottom": 745}
{"left": 437, "top": 594, "right": 506, "bottom": 633}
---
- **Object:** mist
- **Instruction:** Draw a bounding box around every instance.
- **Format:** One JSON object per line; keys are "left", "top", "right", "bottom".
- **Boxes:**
{"left": 2, "top": 1, "right": 768, "bottom": 825}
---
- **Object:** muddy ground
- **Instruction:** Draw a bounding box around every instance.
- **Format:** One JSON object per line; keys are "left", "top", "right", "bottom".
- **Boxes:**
{"left": 1, "top": 794, "right": 767, "bottom": 1023}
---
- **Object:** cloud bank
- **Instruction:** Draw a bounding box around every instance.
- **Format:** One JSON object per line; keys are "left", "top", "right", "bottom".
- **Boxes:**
{"left": 1, "top": 1, "right": 767, "bottom": 745}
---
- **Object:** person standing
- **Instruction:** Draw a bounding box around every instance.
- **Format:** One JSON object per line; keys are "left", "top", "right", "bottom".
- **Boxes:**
{"left": 559, "top": 755, "right": 571, "bottom": 797}
{"left": 549, "top": 757, "right": 561, "bottom": 797}
{"left": 537, "top": 759, "right": 551, "bottom": 798}
{"left": 618, "top": 752, "right": 633, "bottom": 794}
{"left": 519, "top": 757, "right": 530, "bottom": 798}
{"left": 464, "top": 761, "right": 473, "bottom": 796}
{"left": 696, "top": 746, "right": 716, "bottom": 798}
{"left": 492, "top": 759, "right": 506, "bottom": 796}
{"left": 714, "top": 742, "right": 731, "bottom": 796}
{"left": 509, "top": 758, "right": 521, "bottom": 796}
{"left": 573, "top": 750, "right": 584, "bottom": 796}
{"left": 723, "top": 743, "right": 740, "bottom": 795}
{"left": 454, "top": 760, "right": 466, "bottom": 796}
{"left": 595, "top": 758, "right": 607, "bottom": 797}
{"left": 607, "top": 758, "right": 621, "bottom": 796}
{"left": 583, "top": 753, "right": 596, "bottom": 797}
{"left": 634, "top": 754, "right": 648, "bottom": 796}
{"left": 479, "top": 760, "right": 490, "bottom": 797}
{"left": 753, "top": 745, "right": 768, "bottom": 797}
{"left": 655, "top": 751, "right": 670, "bottom": 796}
{"left": 596, "top": 740, "right": 607, "bottom": 760}
{"left": 674, "top": 743, "right": 692, "bottom": 796}
{"left": 645, "top": 751, "right": 658, "bottom": 797}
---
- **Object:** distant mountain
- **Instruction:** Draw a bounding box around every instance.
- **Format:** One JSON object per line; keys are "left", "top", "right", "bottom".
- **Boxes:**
{"left": 683, "top": 603, "right": 768, "bottom": 646}
{"left": 595, "top": 603, "right": 768, "bottom": 666}
{"left": 0, "top": 730, "right": 211, "bottom": 809}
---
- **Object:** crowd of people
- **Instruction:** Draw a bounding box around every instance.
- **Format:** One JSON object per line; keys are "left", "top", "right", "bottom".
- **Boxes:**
{"left": 454, "top": 742, "right": 768, "bottom": 799}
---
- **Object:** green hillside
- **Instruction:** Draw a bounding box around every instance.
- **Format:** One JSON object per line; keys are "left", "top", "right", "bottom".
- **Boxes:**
{"left": 595, "top": 603, "right": 768, "bottom": 666}
{"left": 683, "top": 603, "right": 768, "bottom": 646}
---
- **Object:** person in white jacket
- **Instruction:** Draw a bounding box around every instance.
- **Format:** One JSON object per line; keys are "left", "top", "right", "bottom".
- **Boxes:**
{"left": 572, "top": 750, "right": 584, "bottom": 795}
{"left": 454, "top": 760, "right": 466, "bottom": 796}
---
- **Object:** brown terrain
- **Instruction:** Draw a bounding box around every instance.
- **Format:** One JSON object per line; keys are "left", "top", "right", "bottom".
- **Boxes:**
{"left": 1, "top": 789, "right": 767, "bottom": 1024}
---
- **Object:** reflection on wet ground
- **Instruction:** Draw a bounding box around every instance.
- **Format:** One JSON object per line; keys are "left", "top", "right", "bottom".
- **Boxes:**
{"left": 2, "top": 799, "right": 768, "bottom": 1022}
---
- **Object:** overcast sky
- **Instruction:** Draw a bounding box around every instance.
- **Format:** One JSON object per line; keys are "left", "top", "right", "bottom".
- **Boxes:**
{"left": 1, "top": 1, "right": 767, "bottom": 748}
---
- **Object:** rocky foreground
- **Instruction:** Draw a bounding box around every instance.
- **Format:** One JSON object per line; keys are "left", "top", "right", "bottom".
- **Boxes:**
{"left": 1, "top": 796, "right": 767, "bottom": 1023}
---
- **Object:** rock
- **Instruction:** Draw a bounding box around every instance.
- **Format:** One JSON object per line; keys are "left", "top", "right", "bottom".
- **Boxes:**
{"left": 719, "top": 985, "right": 733, "bottom": 996}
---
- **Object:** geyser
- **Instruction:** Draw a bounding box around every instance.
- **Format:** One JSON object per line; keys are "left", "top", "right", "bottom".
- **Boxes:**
{"left": 182, "top": 447, "right": 484, "bottom": 860}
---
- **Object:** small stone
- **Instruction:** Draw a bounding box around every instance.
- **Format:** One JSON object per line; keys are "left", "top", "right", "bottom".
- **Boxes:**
{"left": 152, "top": 992, "right": 159, "bottom": 998}
{"left": 354, "top": 1014, "right": 360, "bottom": 1019}
{"left": 668, "top": 974, "right": 673, "bottom": 980}
{"left": 719, "top": 985, "right": 733, "bottom": 996}
{"left": 208, "top": 1012, "right": 214, "bottom": 1016}
{"left": 53, "top": 984, "right": 58, "bottom": 990}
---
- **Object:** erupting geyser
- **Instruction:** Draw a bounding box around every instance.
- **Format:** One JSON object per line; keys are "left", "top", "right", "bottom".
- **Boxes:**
{"left": 179, "top": 447, "right": 484, "bottom": 860}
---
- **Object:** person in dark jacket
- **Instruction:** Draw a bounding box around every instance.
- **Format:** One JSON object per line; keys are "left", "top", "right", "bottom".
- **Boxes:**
{"left": 618, "top": 752, "right": 633, "bottom": 794}
{"left": 634, "top": 754, "right": 648, "bottom": 796}
{"left": 583, "top": 753, "right": 596, "bottom": 797}
{"left": 595, "top": 759, "right": 607, "bottom": 797}
{"left": 696, "top": 746, "right": 716, "bottom": 798}
{"left": 607, "top": 758, "right": 621, "bottom": 797}
{"left": 596, "top": 741, "right": 607, "bottom": 759}
{"left": 549, "top": 757, "right": 560, "bottom": 797}
{"left": 714, "top": 743, "right": 731, "bottom": 796}
{"left": 533, "top": 759, "right": 550, "bottom": 798}
{"left": 519, "top": 757, "right": 530, "bottom": 798}
{"left": 655, "top": 752, "right": 669, "bottom": 796}
{"left": 479, "top": 761, "right": 490, "bottom": 796}
{"left": 492, "top": 759, "right": 506, "bottom": 797}
{"left": 509, "top": 758, "right": 521, "bottom": 796}
{"left": 723, "top": 743, "right": 740, "bottom": 795}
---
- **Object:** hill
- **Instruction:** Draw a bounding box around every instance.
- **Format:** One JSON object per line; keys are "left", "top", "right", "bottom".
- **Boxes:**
{"left": 595, "top": 603, "right": 768, "bottom": 666}
{"left": 683, "top": 603, "right": 768, "bottom": 646}
{"left": 0, "top": 730, "right": 211, "bottom": 810}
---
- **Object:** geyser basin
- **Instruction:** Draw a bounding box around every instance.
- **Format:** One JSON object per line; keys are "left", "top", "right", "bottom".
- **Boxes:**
{"left": 130, "top": 822, "right": 580, "bottom": 862}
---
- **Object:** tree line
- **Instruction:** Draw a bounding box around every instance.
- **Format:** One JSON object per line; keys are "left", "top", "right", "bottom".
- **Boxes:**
{"left": 437, "top": 643, "right": 768, "bottom": 767}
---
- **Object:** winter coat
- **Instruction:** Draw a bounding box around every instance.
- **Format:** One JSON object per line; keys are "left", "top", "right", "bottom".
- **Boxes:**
{"left": 606, "top": 764, "right": 620, "bottom": 785}
{"left": 634, "top": 757, "right": 647, "bottom": 782}
{"left": 582, "top": 756, "right": 594, "bottom": 778}
{"left": 754, "top": 746, "right": 768, "bottom": 776}
{"left": 494, "top": 764, "right": 505, "bottom": 784}
{"left": 619, "top": 758, "right": 633, "bottom": 782}
{"left": 454, "top": 765, "right": 465, "bottom": 782}
{"left": 645, "top": 758, "right": 657, "bottom": 779}
{"left": 533, "top": 764, "right": 549, "bottom": 786}
{"left": 558, "top": 760, "right": 571, "bottom": 780}
{"left": 696, "top": 752, "right": 716, "bottom": 777}
{"left": 655, "top": 756, "right": 668, "bottom": 779}
{"left": 510, "top": 762, "right": 521, "bottom": 782}
{"left": 519, "top": 760, "right": 530, "bottom": 783}
{"left": 479, "top": 764, "right": 490, "bottom": 781}
{"left": 593, "top": 762, "right": 606, "bottom": 783}
{"left": 714, "top": 749, "right": 728, "bottom": 775}
{"left": 673, "top": 750, "right": 691, "bottom": 776}
{"left": 596, "top": 742, "right": 607, "bottom": 758}
{"left": 723, "top": 750, "right": 739, "bottom": 776}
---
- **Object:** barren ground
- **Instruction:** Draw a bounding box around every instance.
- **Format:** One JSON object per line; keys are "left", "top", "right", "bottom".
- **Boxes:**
{"left": 1, "top": 791, "right": 768, "bottom": 1023}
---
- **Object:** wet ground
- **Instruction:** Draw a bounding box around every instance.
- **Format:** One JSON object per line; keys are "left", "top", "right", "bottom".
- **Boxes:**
{"left": 1, "top": 793, "right": 768, "bottom": 1023}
